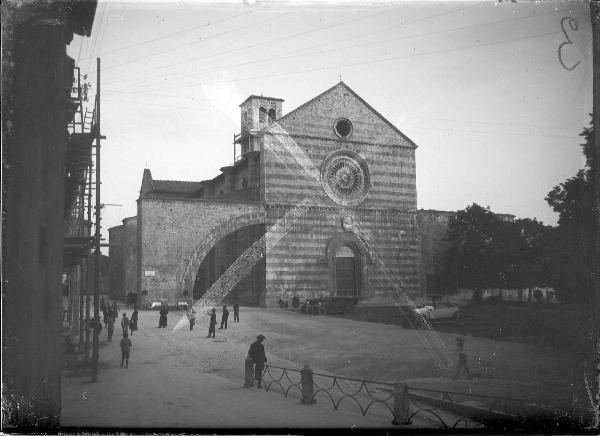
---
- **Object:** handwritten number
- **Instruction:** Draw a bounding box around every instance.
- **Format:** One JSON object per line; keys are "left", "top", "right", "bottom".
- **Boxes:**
{"left": 558, "top": 17, "right": 580, "bottom": 71}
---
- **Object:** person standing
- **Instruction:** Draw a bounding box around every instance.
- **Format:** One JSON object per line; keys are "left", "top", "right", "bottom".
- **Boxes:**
{"left": 220, "top": 305, "right": 229, "bottom": 329}
{"left": 207, "top": 308, "right": 217, "bottom": 338}
{"left": 129, "top": 307, "right": 138, "bottom": 336}
{"left": 159, "top": 304, "right": 168, "bottom": 328}
{"left": 453, "top": 337, "right": 472, "bottom": 380}
{"left": 112, "top": 301, "right": 120, "bottom": 318}
{"left": 248, "top": 335, "right": 267, "bottom": 388}
{"left": 187, "top": 308, "right": 196, "bottom": 331}
{"left": 233, "top": 302, "right": 240, "bottom": 323}
{"left": 121, "top": 313, "right": 129, "bottom": 338}
{"left": 106, "top": 313, "right": 115, "bottom": 341}
{"left": 120, "top": 333, "right": 132, "bottom": 368}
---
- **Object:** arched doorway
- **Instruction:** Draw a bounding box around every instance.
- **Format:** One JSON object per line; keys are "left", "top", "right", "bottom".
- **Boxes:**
{"left": 335, "top": 245, "right": 358, "bottom": 296}
{"left": 327, "top": 233, "right": 368, "bottom": 298}
{"left": 193, "top": 223, "right": 265, "bottom": 306}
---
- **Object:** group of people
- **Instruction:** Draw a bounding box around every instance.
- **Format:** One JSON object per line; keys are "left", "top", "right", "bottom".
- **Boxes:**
{"left": 99, "top": 299, "right": 136, "bottom": 369}
{"left": 101, "top": 299, "right": 138, "bottom": 341}
{"left": 182, "top": 303, "right": 240, "bottom": 337}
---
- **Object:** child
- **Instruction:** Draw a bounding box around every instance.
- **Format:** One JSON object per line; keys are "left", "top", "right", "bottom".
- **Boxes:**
{"left": 187, "top": 308, "right": 196, "bottom": 331}
{"left": 120, "top": 333, "right": 132, "bottom": 368}
{"left": 453, "top": 337, "right": 471, "bottom": 380}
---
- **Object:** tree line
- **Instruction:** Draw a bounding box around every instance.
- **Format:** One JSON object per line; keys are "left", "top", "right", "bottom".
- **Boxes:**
{"left": 442, "top": 121, "right": 596, "bottom": 308}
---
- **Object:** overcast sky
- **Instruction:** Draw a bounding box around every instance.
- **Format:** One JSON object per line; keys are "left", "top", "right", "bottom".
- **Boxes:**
{"left": 67, "top": 0, "right": 593, "bottom": 243}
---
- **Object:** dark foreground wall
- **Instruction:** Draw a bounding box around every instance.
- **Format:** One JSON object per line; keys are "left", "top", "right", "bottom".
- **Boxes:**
{"left": 2, "top": 1, "right": 95, "bottom": 427}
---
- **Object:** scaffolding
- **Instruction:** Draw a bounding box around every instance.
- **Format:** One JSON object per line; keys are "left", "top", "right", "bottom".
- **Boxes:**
{"left": 63, "top": 64, "right": 100, "bottom": 366}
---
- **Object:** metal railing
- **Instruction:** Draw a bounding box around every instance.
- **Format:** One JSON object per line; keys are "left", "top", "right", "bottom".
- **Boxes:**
{"left": 249, "top": 361, "right": 565, "bottom": 429}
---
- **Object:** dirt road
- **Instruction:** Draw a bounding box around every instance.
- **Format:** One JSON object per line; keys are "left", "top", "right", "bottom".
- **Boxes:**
{"left": 60, "top": 306, "right": 580, "bottom": 429}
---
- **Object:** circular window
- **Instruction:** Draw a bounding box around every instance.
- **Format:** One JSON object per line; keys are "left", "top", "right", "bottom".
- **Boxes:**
{"left": 334, "top": 118, "right": 353, "bottom": 138}
{"left": 321, "top": 150, "right": 370, "bottom": 206}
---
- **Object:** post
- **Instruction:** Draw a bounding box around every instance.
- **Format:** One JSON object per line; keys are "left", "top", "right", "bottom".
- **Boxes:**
{"left": 244, "top": 355, "right": 255, "bottom": 388}
{"left": 300, "top": 365, "right": 316, "bottom": 404}
{"left": 91, "top": 57, "right": 101, "bottom": 382}
{"left": 392, "top": 382, "right": 410, "bottom": 425}
{"left": 84, "top": 256, "right": 90, "bottom": 361}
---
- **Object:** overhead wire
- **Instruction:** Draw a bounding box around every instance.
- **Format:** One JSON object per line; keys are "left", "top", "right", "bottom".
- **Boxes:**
{"left": 410, "top": 125, "right": 576, "bottom": 140}
{"left": 88, "top": 0, "right": 114, "bottom": 76}
{"left": 107, "top": 4, "right": 569, "bottom": 92}
{"left": 99, "top": 9, "right": 258, "bottom": 57}
{"left": 112, "top": 27, "right": 569, "bottom": 95}
{"left": 423, "top": 117, "right": 575, "bottom": 133}
{"left": 84, "top": 0, "right": 108, "bottom": 73}
{"left": 101, "top": 8, "right": 300, "bottom": 73}
{"left": 102, "top": 3, "right": 404, "bottom": 83}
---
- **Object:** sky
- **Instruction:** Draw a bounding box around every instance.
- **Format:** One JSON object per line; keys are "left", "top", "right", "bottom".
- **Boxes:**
{"left": 67, "top": 0, "right": 594, "bottom": 245}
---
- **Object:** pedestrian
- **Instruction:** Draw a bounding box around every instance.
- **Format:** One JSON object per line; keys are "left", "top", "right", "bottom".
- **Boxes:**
{"left": 248, "top": 334, "right": 267, "bottom": 388}
{"left": 220, "top": 305, "right": 229, "bottom": 329}
{"left": 453, "top": 337, "right": 472, "bottom": 380}
{"left": 120, "top": 333, "right": 132, "bottom": 368}
{"left": 159, "top": 303, "right": 168, "bottom": 328}
{"left": 207, "top": 308, "right": 217, "bottom": 338}
{"left": 130, "top": 307, "right": 138, "bottom": 336}
{"left": 121, "top": 313, "right": 129, "bottom": 338}
{"left": 112, "top": 301, "right": 120, "bottom": 318}
{"left": 233, "top": 302, "right": 240, "bottom": 323}
{"left": 106, "top": 313, "right": 115, "bottom": 341}
{"left": 187, "top": 308, "right": 196, "bottom": 331}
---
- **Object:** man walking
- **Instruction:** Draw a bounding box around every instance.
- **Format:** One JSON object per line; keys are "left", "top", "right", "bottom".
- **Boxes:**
{"left": 207, "top": 308, "right": 217, "bottom": 338}
{"left": 248, "top": 334, "right": 267, "bottom": 388}
{"left": 220, "top": 305, "right": 229, "bottom": 329}
{"left": 120, "top": 333, "right": 132, "bottom": 368}
{"left": 233, "top": 302, "right": 240, "bottom": 323}
{"left": 453, "top": 337, "right": 472, "bottom": 380}
{"left": 121, "top": 313, "right": 129, "bottom": 338}
{"left": 106, "top": 313, "right": 115, "bottom": 341}
{"left": 129, "top": 307, "right": 138, "bottom": 336}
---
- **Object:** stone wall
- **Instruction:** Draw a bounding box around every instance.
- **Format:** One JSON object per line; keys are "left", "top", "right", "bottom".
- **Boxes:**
{"left": 264, "top": 205, "right": 419, "bottom": 306}
{"left": 2, "top": 3, "right": 94, "bottom": 426}
{"left": 138, "top": 198, "right": 264, "bottom": 307}
{"left": 108, "top": 224, "right": 124, "bottom": 298}
{"left": 122, "top": 216, "right": 138, "bottom": 300}
{"left": 260, "top": 83, "right": 416, "bottom": 210}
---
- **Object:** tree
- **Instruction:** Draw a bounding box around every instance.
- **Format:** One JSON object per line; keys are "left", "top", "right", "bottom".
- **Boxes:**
{"left": 442, "top": 203, "right": 504, "bottom": 301}
{"left": 545, "top": 122, "right": 596, "bottom": 307}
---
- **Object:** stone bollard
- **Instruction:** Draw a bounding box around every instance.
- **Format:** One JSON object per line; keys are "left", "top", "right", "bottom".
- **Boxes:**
{"left": 243, "top": 355, "right": 254, "bottom": 388}
{"left": 392, "top": 382, "right": 410, "bottom": 425}
{"left": 300, "top": 365, "right": 316, "bottom": 404}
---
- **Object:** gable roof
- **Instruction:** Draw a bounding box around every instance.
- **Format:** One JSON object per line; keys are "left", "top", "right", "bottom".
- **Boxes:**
{"left": 139, "top": 168, "right": 205, "bottom": 198}
{"left": 264, "top": 81, "right": 417, "bottom": 148}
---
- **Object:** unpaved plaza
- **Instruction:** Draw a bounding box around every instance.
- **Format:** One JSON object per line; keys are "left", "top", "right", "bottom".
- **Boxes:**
{"left": 61, "top": 306, "right": 581, "bottom": 428}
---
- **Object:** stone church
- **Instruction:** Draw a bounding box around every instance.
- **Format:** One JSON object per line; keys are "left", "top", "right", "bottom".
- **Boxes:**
{"left": 110, "top": 82, "right": 422, "bottom": 308}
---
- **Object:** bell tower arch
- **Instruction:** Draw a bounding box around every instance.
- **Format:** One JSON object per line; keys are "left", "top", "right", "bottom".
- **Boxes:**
{"left": 234, "top": 95, "right": 284, "bottom": 161}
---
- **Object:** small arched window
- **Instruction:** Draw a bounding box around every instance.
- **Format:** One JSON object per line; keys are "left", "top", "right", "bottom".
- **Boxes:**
{"left": 268, "top": 108, "right": 276, "bottom": 124}
{"left": 259, "top": 107, "right": 267, "bottom": 124}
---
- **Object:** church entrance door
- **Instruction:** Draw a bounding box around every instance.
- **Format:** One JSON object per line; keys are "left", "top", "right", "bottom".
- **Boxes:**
{"left": 335, "top": 245, "right": 358, "bottom": 297}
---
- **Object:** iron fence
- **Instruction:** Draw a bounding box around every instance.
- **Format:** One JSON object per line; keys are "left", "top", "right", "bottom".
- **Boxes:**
{"left": 253, "top": 362, "right": 565, "bottom": 429}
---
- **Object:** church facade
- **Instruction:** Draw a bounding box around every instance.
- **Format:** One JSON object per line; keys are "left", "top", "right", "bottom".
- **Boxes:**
{"left": 110, "top": 82, "right": 421, "bottom": 308}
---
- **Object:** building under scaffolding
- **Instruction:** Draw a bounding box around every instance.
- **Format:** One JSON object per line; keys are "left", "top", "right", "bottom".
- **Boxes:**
{"left": 2, "top": 0, "right": 97, "bottom": 426}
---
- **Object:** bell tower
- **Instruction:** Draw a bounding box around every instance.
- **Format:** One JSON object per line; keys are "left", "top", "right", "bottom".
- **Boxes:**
{"left": 234, "top": 95, "right": 283, "bottom": 161}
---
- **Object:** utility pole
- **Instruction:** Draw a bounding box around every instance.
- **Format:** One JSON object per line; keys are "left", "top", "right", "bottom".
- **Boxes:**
{"left": 92, "top": 57, "right": 101, "bottom": 382}
{"left": 590, "top": 0, "right": 600, "bottom": 426}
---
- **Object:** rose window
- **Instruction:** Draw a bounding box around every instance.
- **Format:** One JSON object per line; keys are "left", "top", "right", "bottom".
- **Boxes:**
{"left": 321, "top": 150, "right": 370, "bottom": 206}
